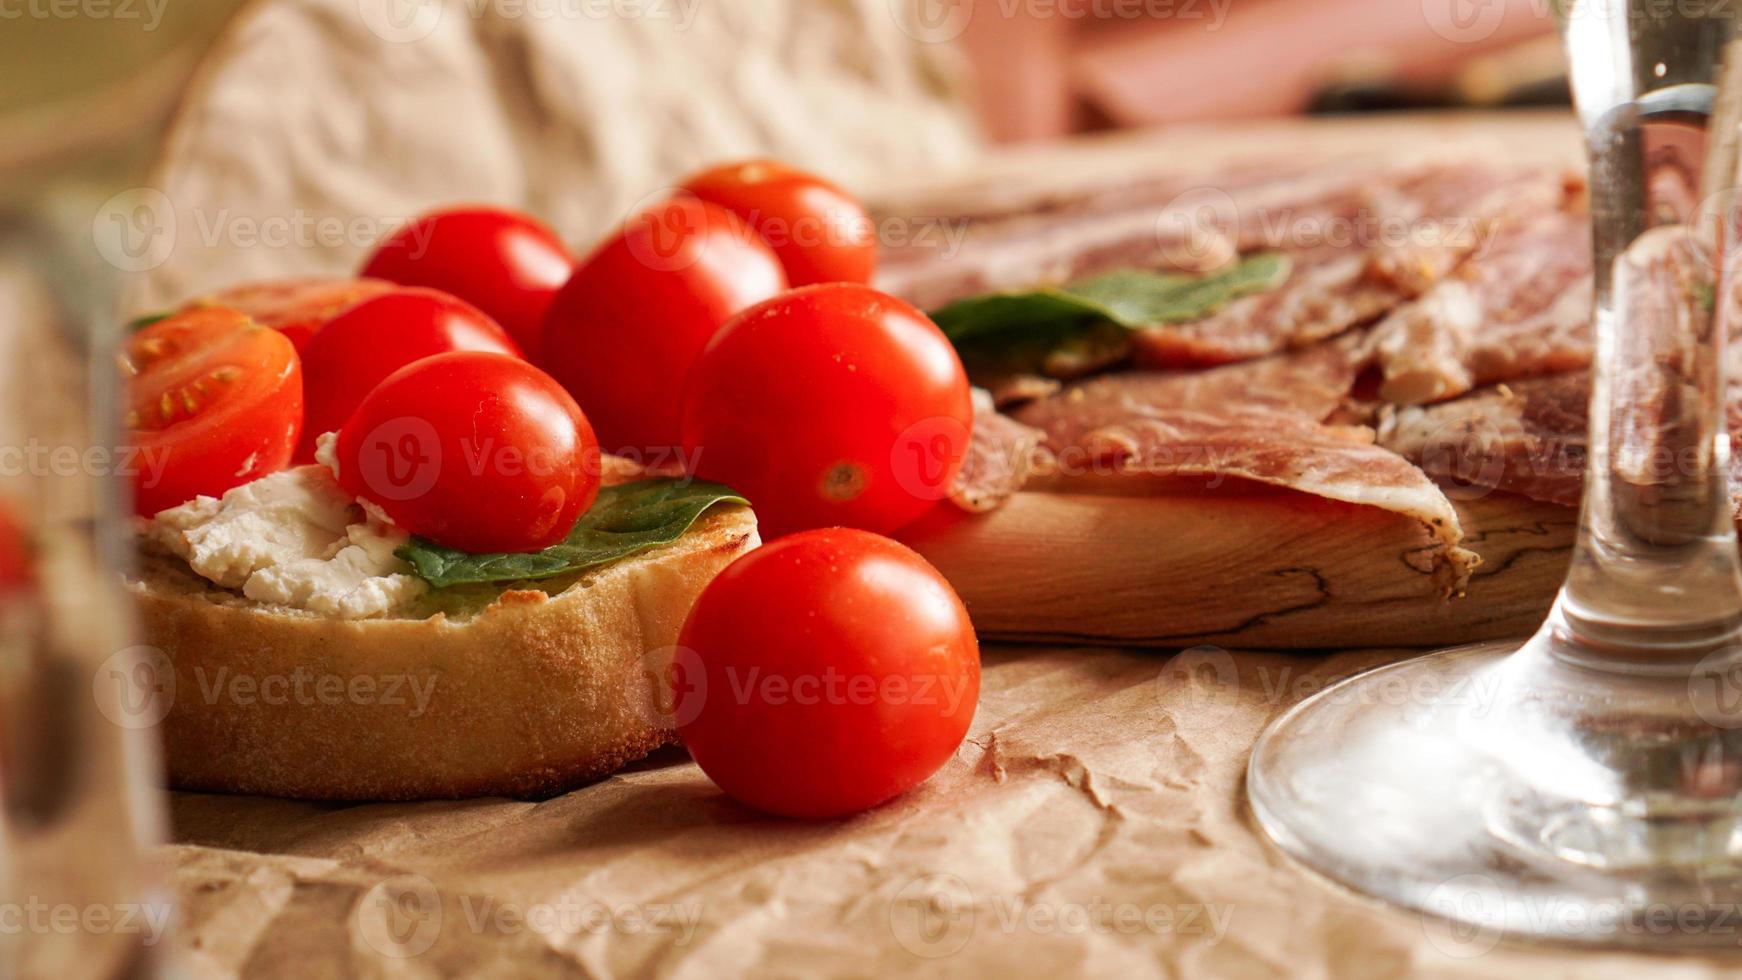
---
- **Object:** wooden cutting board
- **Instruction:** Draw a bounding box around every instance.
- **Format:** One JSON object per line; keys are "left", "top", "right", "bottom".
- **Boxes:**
{"left": 886, "top": 112, "right": 1588, "bottom": 649}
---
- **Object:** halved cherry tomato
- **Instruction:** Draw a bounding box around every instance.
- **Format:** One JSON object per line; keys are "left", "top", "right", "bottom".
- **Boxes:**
{"left": 679, "top": 283, "right": 972, "bottom": 537}
{"left": 680, "top": 160, "right": 877, "bottom": 287}
{"left": 675, "top": 528, "right": 980, "bottom": 819}
{"left": 194, "top": 278, "right": 395, "bottom": 352}
{"left": 361, "top": 208, "right": 573, "bottom": 356}
{"left": 335, "top": 352, "right": 599, "bottom": 553}
{"left": 297, "top": 287, "right": 522, "bottom": 459}
{"left": 123, "top": 308, "right": 303, "bottom": 517}
{"left": 538, "top": 198, "right": 786, "bottom": 457}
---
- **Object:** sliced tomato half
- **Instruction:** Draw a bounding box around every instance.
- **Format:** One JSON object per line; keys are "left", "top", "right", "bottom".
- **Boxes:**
{"left": 124, "top": 308, "right": 303, "bottom": 516}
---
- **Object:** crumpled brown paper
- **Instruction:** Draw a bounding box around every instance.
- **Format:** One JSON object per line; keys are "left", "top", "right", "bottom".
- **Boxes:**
{"left": 162, "top": 646, "right": 1695, "bottom": 977}
{"left": 129, "top": 0, "right": 981, "bottom": 315}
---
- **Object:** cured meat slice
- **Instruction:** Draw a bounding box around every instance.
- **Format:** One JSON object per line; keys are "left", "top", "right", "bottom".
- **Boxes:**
{"left": 949, "top": 389, "right": 1049, "bottom": 513}
{"left": 1367, "top": 205, "right": 1592, "bottom": 405}
{"left": 876, "top": 206, "right": 1236, "bottom": 313}
{"left": 877, "top": 165, "right": 1438, "bottom": 313}
{"left": 1131, "top": 166, "right": 1572, "bottom": 368}
{"left": 1037, "top": 407, "right": 1480, "bottom": 593}
{"left": 1013, "top": 333, "right": 1363, "bottom": 449}
{"left": 1377, "top": 374, "right": 1590, "bottom": 508}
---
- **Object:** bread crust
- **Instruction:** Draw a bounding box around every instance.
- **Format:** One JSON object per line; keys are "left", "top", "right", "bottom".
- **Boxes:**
{"left": 129, "top": 506, "right": 757, "bottom": 800}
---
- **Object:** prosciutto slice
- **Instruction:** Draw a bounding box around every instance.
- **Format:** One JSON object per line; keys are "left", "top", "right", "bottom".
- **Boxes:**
{"left": 1037, "top": 407, "right": 1480, "bottom": 593}
{"left": 1131, "top": 166, "right": 1572, "bottom": 368}
{"left": 1367, "top": 204, "right": 1593, "bottom": 405}
{"left": 1377, "top": 374, "right": 1591, "bottom": 508}
{"left": 950, "top": 389, "right": 1049, "bottom": 513}
{"left": 1012, "top": 333, "right": 1363, "bottom": 449}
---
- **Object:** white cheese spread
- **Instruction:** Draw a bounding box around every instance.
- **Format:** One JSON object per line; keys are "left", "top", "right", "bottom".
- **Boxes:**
{"left": 150, "top": 461, "right": 427, "bottom": 619}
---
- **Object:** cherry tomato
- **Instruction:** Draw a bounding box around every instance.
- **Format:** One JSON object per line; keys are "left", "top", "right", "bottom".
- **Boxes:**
{"left": 194, "top": 278, "right": 395, "bottom": 351}
{"left": 538, "top": 198, "right": 786, "bottom": 457}
{"left": 679, "top": 284, "right": 971, "bottom": 537}
{"left": 361, "top": 207, "right": 573, "bottom": 356}
{"left": 335, "top": 352, "right": 599, "bottom": 553}
{"left": 297, "top": 287, "right": 522, "bottom": 459}
{"left": 681, "top": 160, "right": 877, "bottom": 287}
{"left": 124, "top": 308, "right": 303, "bottom": 517}
{"left": 675, "top": 528, "right": 980, "bottom": 819}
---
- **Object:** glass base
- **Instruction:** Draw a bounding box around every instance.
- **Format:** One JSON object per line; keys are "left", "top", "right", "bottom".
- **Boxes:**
{"left": 1248, "top": 631, "right": 1742, "bottom": 952}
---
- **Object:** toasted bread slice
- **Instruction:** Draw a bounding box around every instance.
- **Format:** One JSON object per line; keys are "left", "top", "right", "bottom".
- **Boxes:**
{"left": 128, "top": 501, "right": 756, "bottom": 801}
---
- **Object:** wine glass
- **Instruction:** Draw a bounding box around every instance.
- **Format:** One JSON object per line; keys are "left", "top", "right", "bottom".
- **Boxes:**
{"left": 1247, "top": 1, "right": 1742, "bottom": 948}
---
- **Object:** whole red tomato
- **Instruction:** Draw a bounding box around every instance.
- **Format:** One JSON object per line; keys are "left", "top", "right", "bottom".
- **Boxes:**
{"left": 361, "top": 207, "right": 573, "bottom": 356}
{"left": 194, "top": 278, "right": 395, "bottom": 352}
{"left": 681, "top": 160, "right": 877, "bottom": 287}
{"left": 335, "top": 352, "right": 599, "bottom": 553}
{"left": 538, "top": 197, "right": 786, "bottom": 458}
{"left": 297, "top": 287, "right": 522, "bottom": 458}
{"left": 675, "top": 528, "right": 980, "bottom": 819}
{"left": 124, "top": 308, "right": 303, "bottom": 516}
{"left": 679, "top": 284, "right": 971, "bottom": 537}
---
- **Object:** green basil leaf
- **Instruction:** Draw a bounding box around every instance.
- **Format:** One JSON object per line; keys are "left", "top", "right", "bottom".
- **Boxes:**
{"left": 928, "top": 253, "right": 1291, "bottom": 381}
{"left": 396, "top": 478, "right": 748, "bottom": 590}
{"left": 1063, "top": 252, "right": 1290, "bottom": 324}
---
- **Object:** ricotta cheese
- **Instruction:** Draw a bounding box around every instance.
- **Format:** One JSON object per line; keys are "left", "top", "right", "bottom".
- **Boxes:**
{"left": 150, "top": 465, "right": 427, "bottom": 618}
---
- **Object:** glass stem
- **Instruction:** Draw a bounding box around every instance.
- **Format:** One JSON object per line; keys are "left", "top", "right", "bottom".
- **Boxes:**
{"left": 1558, "top": 2, "right": 1742, "bottom": 664}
